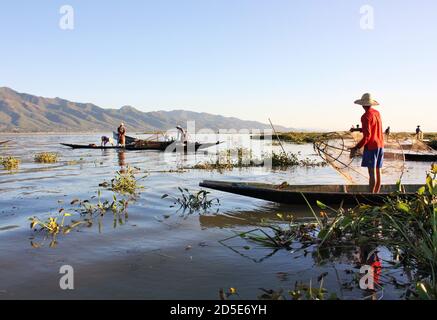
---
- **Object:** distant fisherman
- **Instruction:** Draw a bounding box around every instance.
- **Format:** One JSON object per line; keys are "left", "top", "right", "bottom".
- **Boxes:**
{"left": 117, "top": 123, "right": 126, "bottom": 146}
{"left": 416, "top": 125, "right": 423, "bottom": 141}
{"left": 350, "top": 93, "right": 384, "bottom": 194}
{"left": 384, "top": 126, "right": 391, "bottom": 139}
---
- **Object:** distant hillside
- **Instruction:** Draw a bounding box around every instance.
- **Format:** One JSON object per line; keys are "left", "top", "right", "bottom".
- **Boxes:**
{"left": 0, "top": 87, "right": 292, "bottom": 132}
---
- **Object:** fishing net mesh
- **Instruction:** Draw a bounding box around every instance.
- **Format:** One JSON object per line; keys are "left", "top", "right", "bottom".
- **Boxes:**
{"left": 313, "top": 132, "right": 408, "bottom": 184}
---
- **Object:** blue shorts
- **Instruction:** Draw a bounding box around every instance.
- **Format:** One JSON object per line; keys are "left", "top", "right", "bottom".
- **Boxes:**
{"left": 361, "top": 148, "right": 384, "bottom": 168}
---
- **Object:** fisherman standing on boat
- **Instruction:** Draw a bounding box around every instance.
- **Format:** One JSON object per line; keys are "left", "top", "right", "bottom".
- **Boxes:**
{"left": 416, "top": 125, "right": 423, "bottom": 141}
{"left": 384, "top": 126, "right": 391, "bottom": 139}
{"left": 350, "top": 93, "right": 384, "bottom": 194}
{"left": 117, "top": 123, "right": 126, "bottom": 146}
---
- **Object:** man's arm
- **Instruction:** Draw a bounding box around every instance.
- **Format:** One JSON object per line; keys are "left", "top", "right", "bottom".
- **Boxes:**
{"left": 353, "top": 115, "right": 371, "bottom": 150}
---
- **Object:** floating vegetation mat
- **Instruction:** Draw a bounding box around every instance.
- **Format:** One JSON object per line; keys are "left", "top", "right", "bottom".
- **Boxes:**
{"left": 100, "top": 166, "right": 147, "bottom": 196}
{"left": 185, "top": 149, "right": 325, "bottom": 172}
{"left": 0, "top": 156, "right": 20, "bottom": 170}
{"left": 34, "top": 152, "right": 59, "bottom": 163}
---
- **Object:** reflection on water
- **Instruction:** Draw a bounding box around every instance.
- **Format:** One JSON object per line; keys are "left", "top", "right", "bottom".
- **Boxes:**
{"left": 118, "top": 150, "right": 126, "bottom": 172}
{"left": 0, "top": 133, "right": 430, "bottom": 299}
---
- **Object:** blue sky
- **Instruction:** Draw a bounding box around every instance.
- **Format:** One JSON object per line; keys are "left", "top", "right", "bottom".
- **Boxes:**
{"left": 1, "top": 0, "right": 436, "bottom": 130}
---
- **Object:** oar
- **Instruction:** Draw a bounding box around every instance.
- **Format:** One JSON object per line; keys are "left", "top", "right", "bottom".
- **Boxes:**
{"left": 268, "top": 118, "right": 286, "bottom": 154}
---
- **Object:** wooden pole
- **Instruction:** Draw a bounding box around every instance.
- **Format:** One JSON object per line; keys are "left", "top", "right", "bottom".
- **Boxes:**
{"left": 268, "top": 118, "right": 286, "bottom": 154}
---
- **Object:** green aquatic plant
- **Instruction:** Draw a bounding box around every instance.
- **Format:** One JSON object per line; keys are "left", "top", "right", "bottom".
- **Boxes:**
{"left": 104, "top": 166, "right": 147, "bottom": 195}
{"left": 266, "top": 151, "right": 300, "bottom": 167}
{"left": 310, "top": 164, "right": 437, "bottom": 299}
{"left": 188, "top": 148, "right": 260, "bottom": 172}
{"left": 76, "top": 191, "right": 129, "bottom": 218}
{"left": 239, "top": 214, "right": 317, "bottom": 249}
{"left": 0, "top": 156, "right": 20, "bottom": 170}
{"left": 251, "top": 132, "right": 324, "bottom": 144}
{"left": 256, "top": 276, "right": 338, "bottom": 300}
{"left": 29, "top": 191, "right": 131, "bottom": 248}
{"left": 264, "top": 151, "right": 326, "bottom": 168}
{"left": 34, "top": 152, "right": 59, "bottom": 163}
{"left": 162, "top": 188, "right": 219, "bottom": 212}
{"left": 187, "top": 150, "right": 325, "bottom": 172}
{"left": 29, "top": 211, "right": 72, "bottom": 235}
{"left": 231, "top": 165, "right": 436, "bottom": 299}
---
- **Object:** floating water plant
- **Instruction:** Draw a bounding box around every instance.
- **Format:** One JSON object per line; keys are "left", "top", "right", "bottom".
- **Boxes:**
{"left": 266, "top": 151, "right": 300, "bottom": 167}
{"left": 34, "top": 152, "right": 59, "bottom": 163}
{"left": 265, "top": 151, "right": 326, "bottom": 168}
{"left": 76, "top": 191, "right": 129, "bottom": 219}
{"left": 0, "top": 156, "right": 20, "bottom": 170}
{"left": 186, "top": 150, "right": 324, "bottom": 172}
{"left": 237, "top": 214, "right": 317, "bottom": 249}
{"left": 29, "top": 212, "right": 71, "bottom": 235}
{"left": 103, "top": 166, "right": 147, "bottom": 195}
{"left": 162, "top": 188, "right": 219, "bottom": 212}
{"left": 308, "top": 165, "right": 437, "bottom": 299}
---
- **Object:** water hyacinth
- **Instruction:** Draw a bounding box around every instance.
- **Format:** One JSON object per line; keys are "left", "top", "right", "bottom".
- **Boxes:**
{"left": 162, "top": 188, "right": 219, "bottom": 213}
{"left": 0, "top": 156, "right": 20, "bottom": 170}
{"left": 102, "top": 166, "right": 147, "bottom": 195}
{"left": 34, "top": 152, "right": 59, "bottom": 163}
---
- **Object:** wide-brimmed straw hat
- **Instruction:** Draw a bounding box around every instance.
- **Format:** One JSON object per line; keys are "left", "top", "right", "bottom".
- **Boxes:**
{"left": 354, "top": 93, "right": 379, "bottom": 106}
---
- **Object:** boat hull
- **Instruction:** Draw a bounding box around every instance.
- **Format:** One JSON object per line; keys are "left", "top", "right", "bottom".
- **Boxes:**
{"left": 404, "top": 153, "right": 437, "bottom": 162}
{"left": 199, "top": 180, "right": 422, "bottom": 206}
{"left": 0, "top": 140, "right": 11, "bottom": 146}
{"left": 60, "top": 143, "right": 123, "bottom": 149}
{"left": 61, "top": 141, "right": 222, "bottom": 151}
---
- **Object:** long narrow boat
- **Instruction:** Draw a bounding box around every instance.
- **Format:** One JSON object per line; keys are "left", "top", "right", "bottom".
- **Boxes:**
{"left": 384, "top": 151, "right": 437, "bottom": 162}
{"left": 60, "top": 143, "right": 123, "bottom": 149}
{"left": 0, "top": 140, "right": 11, "bottom": 146}
{"left": 404, "top": 153, "right": 437, "bottom": 162}
{"left": 60, "top": 142, "right": 166, "bottom": 150}
{"left": 61, "top": 141, "right": 222, "bottom": 151}
{"left": 199, "top": 180, "right": 422, "bottom": 205}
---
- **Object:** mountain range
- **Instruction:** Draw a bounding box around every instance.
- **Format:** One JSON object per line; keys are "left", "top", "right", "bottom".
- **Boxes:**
{"left": 0, "top": 87, "right": 291, "bottom": 133}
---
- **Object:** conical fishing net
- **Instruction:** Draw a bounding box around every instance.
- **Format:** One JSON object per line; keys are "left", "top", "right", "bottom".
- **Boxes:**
{"left": 313, "top": 132, "right": 406, "bottom": 184}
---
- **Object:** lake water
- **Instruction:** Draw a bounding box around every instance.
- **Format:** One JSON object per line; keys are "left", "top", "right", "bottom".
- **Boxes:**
{"left": 0, "top": 133, "right": 431, "bottom": 299}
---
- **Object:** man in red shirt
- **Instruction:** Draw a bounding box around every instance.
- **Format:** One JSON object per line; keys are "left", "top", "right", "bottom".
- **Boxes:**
{"left": 350, "top": 93, "right": 384, "bottom": 193}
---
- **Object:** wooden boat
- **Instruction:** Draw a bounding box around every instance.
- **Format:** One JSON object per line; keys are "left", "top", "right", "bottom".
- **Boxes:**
{"left": 60, "top": 142, "right": 166, "bottom": 150}
{"left": 60, "top": 143, "right": 123, "bottom": 149}
{"left": 0, "top": 140, "right": 11, "bottom": 146}
{"left": 384, "top": 151, "right": 437, "bottom": 162}
{"left": 61, "top": 141, "right": 222, "bottom": 151}
{"left": 199, "top": 180, "right": 422, "bottom": 205}
{"left": 404, "top": 153, "right": 437, "bottom": 162}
